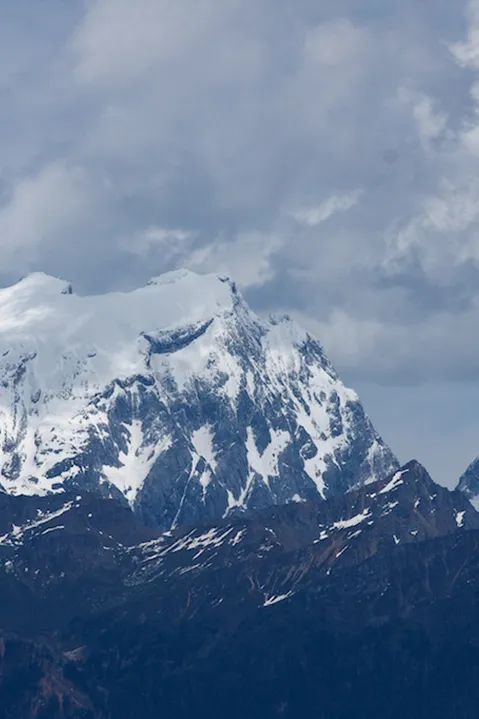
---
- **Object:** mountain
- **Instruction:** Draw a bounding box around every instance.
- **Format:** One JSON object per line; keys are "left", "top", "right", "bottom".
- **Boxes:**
{"left": 1, "top": 461, "right": 479, "bottom": 718}
{"left": 0, "top": 269, "right": 397, "bottom": 529}
{"left": 457, "top": 457, "right": 479, "bottom": 509}
{"left": 4, "top": 269, "right": 479, "bottom": 718}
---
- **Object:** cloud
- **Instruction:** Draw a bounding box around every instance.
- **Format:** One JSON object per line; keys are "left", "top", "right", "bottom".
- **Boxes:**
{"left": 297, "top": 299, "right": 479, "bottom": 384}
{"left": 381, "top": 2, "right": 479, "bottom": 296}
{"left": 382, "top": 178, "right": 479, "bottom": 286}
{"left": 127, "top": 226, "right": 281, "bottom": 288}
{"left": 186, "top": 232, "right": 281, "bottom": 288}
{"left": 72, "top": 0, "right": 231, "bottom": 87}
{"left": 449, "top": 0, "right": 479, "bottom": 69}
{"left": 292, "top": 190, "right": 362, "bottom": 227}
{"left": 0, "top": 162, "right": 96, "bottom": 271}
{"left": 0, "top": 0, "right": 479, "bottom": 389}
{"left": 397, "top": 88, "right": 448, "bottom": 148}
{"left": 127, "top": 227, "right": 195, "bottom": 260}
{"left": 303, "top": 18, "right": 370, "bottom": 68}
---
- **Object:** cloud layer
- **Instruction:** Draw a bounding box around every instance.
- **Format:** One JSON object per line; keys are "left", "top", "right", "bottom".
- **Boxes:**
{"left": 0, "top": 0, "right": 478, "bottom": 393}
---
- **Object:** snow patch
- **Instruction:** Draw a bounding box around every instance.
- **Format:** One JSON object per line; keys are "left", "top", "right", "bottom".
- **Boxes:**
{"left": 246, "top": 426, "right": 290, "bottom": 483}
{"left": 334, "top": 508, "right": 371, "bottom": 530}
{"left": 41, "top": 525, "right": 65, "bottom": 535}
{"left": 191, "top": 425, "right": 217, "bottom": 471}
{"left": 291, "top": 494, "right": 306, "bottom": 503}
{"left": 263, "top": 591, "right": 294, "bottom": 607}
{"left": 103, "top": 420, "right": 172, "bottom": 505}
{"left": 230, "top": 529, "right": 245, "bottom": 546}
{"left": 379, "top": 469, "right": 409, "bottom": 494}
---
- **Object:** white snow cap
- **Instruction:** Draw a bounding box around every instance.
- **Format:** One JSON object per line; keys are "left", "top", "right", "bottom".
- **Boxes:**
{"left": 0, "top": 268, "right": 248, "bottom": 396}
{"left": 0, "top": 268, "right": 235, "bottom": 338}
{"left": 13, "top": 272, "right": 73, "bottom": 296}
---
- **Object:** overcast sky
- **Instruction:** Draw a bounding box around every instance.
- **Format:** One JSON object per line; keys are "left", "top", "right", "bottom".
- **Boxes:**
{"left": 2, "top": 1, "right": 479, "bottom": 486}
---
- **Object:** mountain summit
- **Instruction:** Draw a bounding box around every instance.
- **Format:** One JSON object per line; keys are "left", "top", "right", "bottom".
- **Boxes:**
{"left": 0, "top": 269, "right": 397, "bottom": 528}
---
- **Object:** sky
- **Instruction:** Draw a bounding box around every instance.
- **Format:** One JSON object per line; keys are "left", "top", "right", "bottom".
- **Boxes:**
{"left": 1, "top": 1, "right": 479, "bottom": 486}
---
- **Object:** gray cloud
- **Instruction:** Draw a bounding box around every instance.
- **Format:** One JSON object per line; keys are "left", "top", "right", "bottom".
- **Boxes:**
{"left": 1, "top": 2, "right": 479, "bottom": 429}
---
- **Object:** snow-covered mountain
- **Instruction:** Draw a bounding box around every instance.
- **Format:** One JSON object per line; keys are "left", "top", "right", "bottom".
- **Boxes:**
{"left": 0, "top": 268, "right": 397, "bottom": 528}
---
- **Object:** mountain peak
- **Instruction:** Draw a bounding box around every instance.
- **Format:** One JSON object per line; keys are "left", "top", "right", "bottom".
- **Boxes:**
{"left": 5, "top": 272, "right": 73, "bottom": 297}
{"left": 401, "top": 459, "right": 428, "bottom": 473}
{"left": 0, "top": 268, "right": 397, "bottom": 527}
{"left": 147, "top": 267, "right": 208, "bottom": 287}
{"left": 457, "top": 456, "right": 479, "bottom": 509}
{"left": 373, "top": 460, "right": 437, "bottom": 496}
{"left": 397, "top": 459, "right": 433, "bottom": 484}
{"left": 147, "top": 267, "right": 233, "bottom": 291}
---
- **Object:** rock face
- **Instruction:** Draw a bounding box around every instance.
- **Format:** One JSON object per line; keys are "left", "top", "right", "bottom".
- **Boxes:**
{"left": 0, "top": 269, "right": 397, "bottom": 529}
{"left": 457, "top": 458, "right": 479, "bottom": 509}
{"left": 1, "top": 461, "right": 479, "bottom": 719}
{"left": 127, "top": 460, "right": 479, "bottom": 594}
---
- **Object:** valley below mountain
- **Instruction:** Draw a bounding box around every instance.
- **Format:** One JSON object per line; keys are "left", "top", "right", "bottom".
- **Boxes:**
{"left": 1, "top": 461, "right": 479, "bottom": 718}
